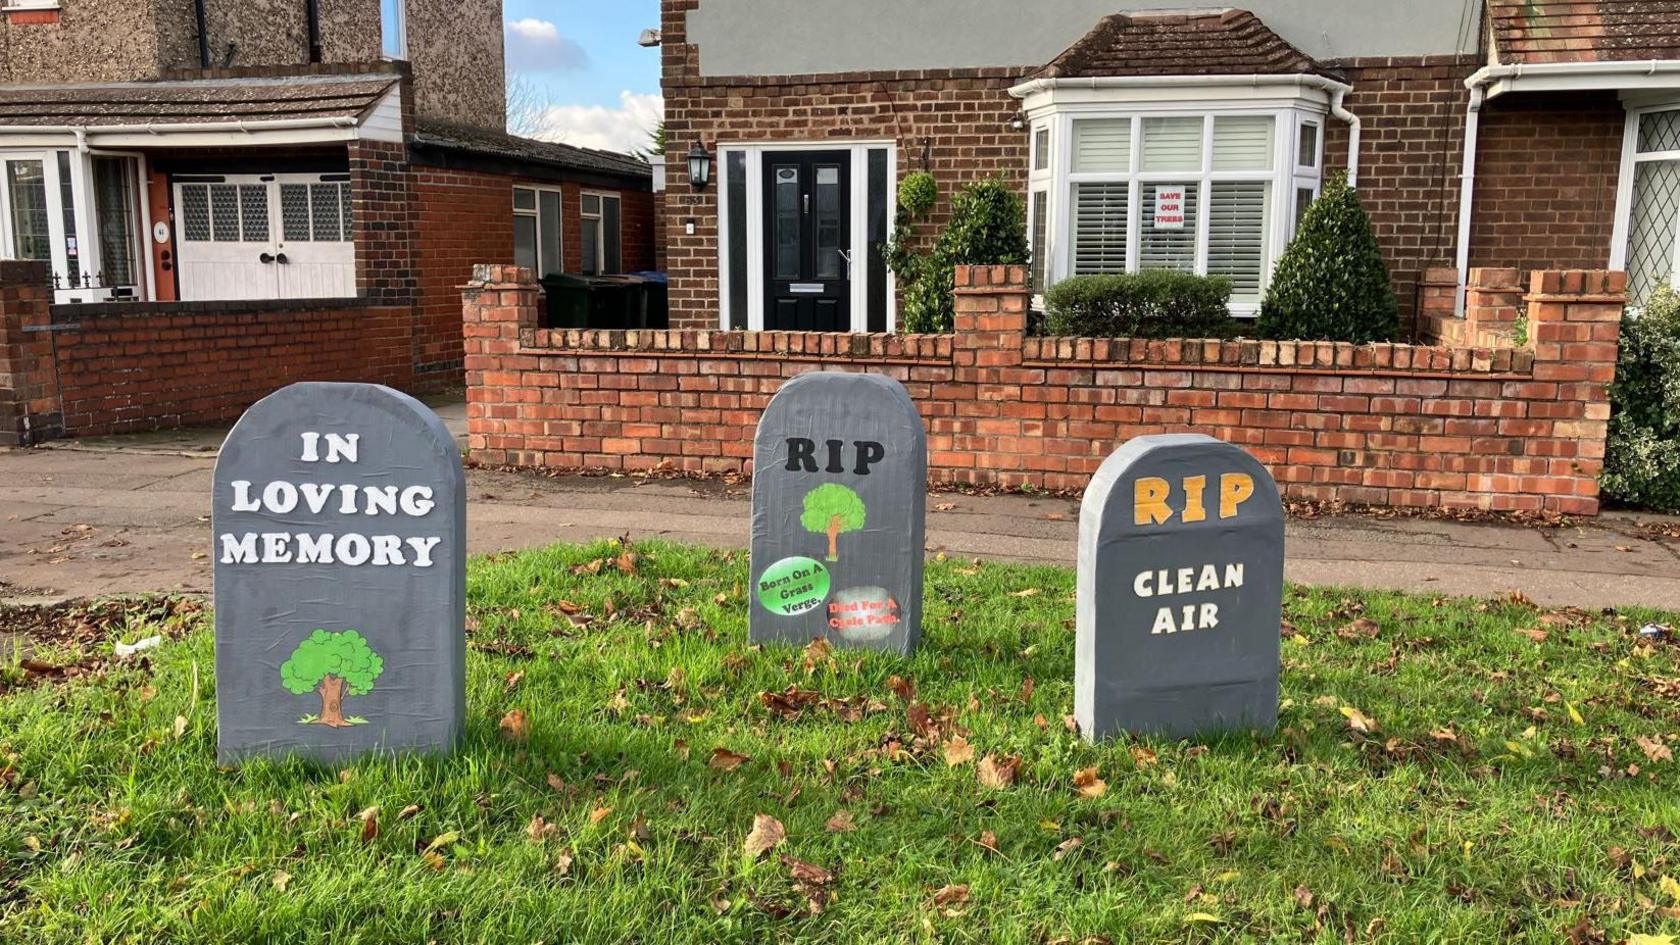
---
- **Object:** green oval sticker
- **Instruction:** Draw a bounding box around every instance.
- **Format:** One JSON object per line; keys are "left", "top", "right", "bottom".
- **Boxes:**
{"left": 756, "top": 556, "right": 831, "bottom": 616}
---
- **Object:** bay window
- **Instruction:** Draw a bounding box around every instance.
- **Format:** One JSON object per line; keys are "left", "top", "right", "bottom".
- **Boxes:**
{"left": 1023, "top": 96, "right": 1327, "bottom": 316}
{"left": 1617, "top": 106, "right": 1680, "bottom": 305}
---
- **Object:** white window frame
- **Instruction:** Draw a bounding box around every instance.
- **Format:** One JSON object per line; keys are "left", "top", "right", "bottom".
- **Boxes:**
{"left": 1, "top": 1, "right": 61, "bottom": 9}
{"left": 579, "top": 190, "right": 621, "bottom": 275}
{"left": 0, "top": 147, "right": 152, "bottom": 302}
{"left": 512, "top": 185, "right": 563, "bottom": 276}
{"left": 1610, "top": 98, "right": 1680, "bottom": 303}
{"left": 1024, "top": 87, "right": 1328, "bottom": 318}
{"left": 379, "top": 0, "right": 408, "bottom": 60}
{"left": 715, "top": 140, "right": 897, "bottom": 332}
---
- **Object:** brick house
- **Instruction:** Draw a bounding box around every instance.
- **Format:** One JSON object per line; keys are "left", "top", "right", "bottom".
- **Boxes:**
{"left": 0, "top": 0, "right": 654, "bottom": 422}
{"left": 657, "top": 0, "right": 1680, "bottom": 332}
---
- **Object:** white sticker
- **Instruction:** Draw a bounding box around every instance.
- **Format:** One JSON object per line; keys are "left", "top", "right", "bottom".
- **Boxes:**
{"left": 1154, "top": 187, "right": 1186, "bottom": 229}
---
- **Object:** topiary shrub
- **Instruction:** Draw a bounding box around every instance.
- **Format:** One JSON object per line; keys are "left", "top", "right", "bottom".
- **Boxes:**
{"left": 893, "top": 177, "right": 1030, "bottom": 333}
{"left": 1043, "top": 270, "right": 1236, "bottom": 338}
{"left": 897, "top": 171, "right": 937, "bottom": 218}
{"left": 1602, "top": 284, "right": 1680, "bottom": 511}
{"left": 1256, "top": 172, "right": 1399, "bottom": 343}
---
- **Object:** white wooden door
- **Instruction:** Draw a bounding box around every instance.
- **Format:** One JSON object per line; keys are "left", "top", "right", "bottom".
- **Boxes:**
{"left": 174, "top": 176, "right": 279, "bottom": 301}
{"left": 174, "top": 173, "right": 355, "bottom": 301}
{"left": 273, "top": 175, "right": 355, "bottom": 298}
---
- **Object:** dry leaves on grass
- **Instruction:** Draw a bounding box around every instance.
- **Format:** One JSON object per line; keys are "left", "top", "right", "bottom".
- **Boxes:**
{"left": 498, "top": 709, "right": 528, "bottom": 742}
{"left": 1072, "top": 766, "right": 1107, "bottom": 798}
{"left": 1637, "top": 736, "right": 1674, "bottom": 763}
{"left": 1340, "top": 706, "right": 1379, "bottom": 734}
{"left": 931, "top": 883, "right": 971, "bottom": 908}
{"left": 824, "top": 809, "right": 858, "bottom": 833}
{"left": 709, "top": 747, "right": 751, "bottom": 772}
{"left": 527, "top": 815, "right": 557, "bottom": 842}
{"left": 1335, "top": 618, "right": 1380, "bottom": 641}
{"left": 978, "top": 754, "right": 1022, "bottom": 790}
{"left": 1515, "top": 627, "right": 1550, "bottom": 644}
{"left": 943, "top": 736, "right": 975, "bottom": 767}
{"left": 744, "top": 813, "right": 786, "bottom": 859}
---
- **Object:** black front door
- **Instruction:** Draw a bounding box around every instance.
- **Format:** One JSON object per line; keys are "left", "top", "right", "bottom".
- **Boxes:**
{"left": 763, "top": 151, "right": 850, "bottom": 330}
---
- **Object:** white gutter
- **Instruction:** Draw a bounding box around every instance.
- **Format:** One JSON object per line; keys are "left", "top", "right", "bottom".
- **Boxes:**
{"left": 1452, "top": 84, "right": 1485, "bottom": 315}
{"left": 1010, "top": 73, "right": 1363, "bottom": 186}
{"left": 1465, "top": 58, "right": 1680, "bottom": 98}
{"left": 0, "top": 115, "right": 359, "bottom": 139}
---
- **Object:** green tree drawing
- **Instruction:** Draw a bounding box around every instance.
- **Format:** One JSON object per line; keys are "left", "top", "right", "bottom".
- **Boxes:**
{"left": 801, "top": 484, "right": 867, "bottom": 562}
{"left": 279, "top": 629, "right": 384, "bottom": 728}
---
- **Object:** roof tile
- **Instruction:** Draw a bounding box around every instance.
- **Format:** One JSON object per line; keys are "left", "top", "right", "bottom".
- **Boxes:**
{"left": 1035, "top": 9, "right": 1338, "bottom": 80}
{"left": 1488, "top": 1, "right": 1680, "bottom": 63}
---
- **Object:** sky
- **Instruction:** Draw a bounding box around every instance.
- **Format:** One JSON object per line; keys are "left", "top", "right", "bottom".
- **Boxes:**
{"left": 501, "top": 0, "right": 664, "bottom": 155}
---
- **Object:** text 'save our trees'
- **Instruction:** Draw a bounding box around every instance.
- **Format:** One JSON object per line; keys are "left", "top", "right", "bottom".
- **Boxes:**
{"left": 750, "top": 372, "right": 927, "bottom": 654}
{"left": 1075, "top": 434, "right": 1284, "bottom": 741}
{"left": 212, "top": 383, "right": 466, "bottom": 763}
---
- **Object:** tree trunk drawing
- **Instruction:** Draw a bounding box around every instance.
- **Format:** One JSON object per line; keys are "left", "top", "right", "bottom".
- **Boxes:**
{"left": 316, "top": 675, "right": 348, "bottom": 727}
{"left": 826, "top": 514, "right": 842, "bottom": 562}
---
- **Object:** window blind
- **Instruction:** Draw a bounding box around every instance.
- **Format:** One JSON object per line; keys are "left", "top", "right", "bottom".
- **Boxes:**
{"left": 1208, "top": 181, "right": 1270, "bottom": 300}
{"left": 1212, "top": 116, "right": 1273, "bottom": 171}
{"left": 1141, "top": 117, "right": 1202, "bottom": 172}
{"left": 1072, "top": 182, "right": 1128, "bottom": 275}
{"left": 1072, "top": 120, "right": 1131, "bottom": 174}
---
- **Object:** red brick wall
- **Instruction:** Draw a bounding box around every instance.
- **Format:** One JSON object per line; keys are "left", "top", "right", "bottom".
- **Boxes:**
{"left": 0, "top": 288, "right": 413, "bottom": 441}
{"left": 1468, "top": 91, "right": 1623, "bottom": 273}
{"left": 464, "top": 264, "right": 1622, "bottom": 515}
{"left": 349, "top": 139, "right": 420, "bottom": 305}
{"left": 412, "top": 165, "right": 659, "bottom": 384}
{"left": 1322, "top": 56, "right": 1479, "bottom": 330}
{"left": 0, "top": 261, "right": 60, "bottom": 445}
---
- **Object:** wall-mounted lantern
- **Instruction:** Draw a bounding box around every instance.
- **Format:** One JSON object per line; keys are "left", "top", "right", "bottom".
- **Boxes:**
{"left": 686, "top": 142, "right": 713, "bottom": 190}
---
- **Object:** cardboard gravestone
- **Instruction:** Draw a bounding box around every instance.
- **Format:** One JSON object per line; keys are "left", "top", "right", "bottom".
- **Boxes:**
{"left": 1075, "top": 434, "right": 1283, "bottom": 741}
{"left": 212, "top": 382, "right": 466, "bottom": 763}
{"left": 750, "top": 372, "right": 926, "bottom": 654}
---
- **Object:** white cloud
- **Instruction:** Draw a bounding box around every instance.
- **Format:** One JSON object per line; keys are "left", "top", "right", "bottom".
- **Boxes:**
{"left": 505, "top": 17, "right": 589, "bottom": 73}
{"left": 525, "top": 90, "right": 664, "bottom": 156}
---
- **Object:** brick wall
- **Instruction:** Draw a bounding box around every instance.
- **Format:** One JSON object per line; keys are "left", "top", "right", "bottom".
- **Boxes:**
{"left": 349, "top": 138, "right": 420, "bottom": 305}
{"left": 411, "top": 165, "right": 660, "bottom": 384}
{"left": 1322, "top": 56, "right": 1478, "bottom": 329}
{"left": 464, "top": 263, "right": 1622, "bottom": 515}
{"left": 1467, "top": 90, "right": 1623, "bottom": 273}
{"left": 0, "top": 284, "right": 413, "bottom": 442}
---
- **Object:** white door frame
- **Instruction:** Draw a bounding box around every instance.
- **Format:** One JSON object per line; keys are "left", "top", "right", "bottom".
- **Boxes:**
{"left": 716, "top": 140, "right": 897, "bottom": 332}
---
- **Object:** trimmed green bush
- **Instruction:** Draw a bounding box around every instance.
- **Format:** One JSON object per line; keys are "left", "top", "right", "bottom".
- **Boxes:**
{"left": 1043, "top": 270, "right": 1236, "bottom": 338}
{"left": 1602, "top": 284, "right": 1680, "bottom": 511}
{"left": 897, "top": 172, "right": 938, "bottom": 218}
{"left": 894, "top": 177, "right": 1029, "bottom": 333}
{"left": 1256, "top": 173, "right": 1399, "bottom": 343}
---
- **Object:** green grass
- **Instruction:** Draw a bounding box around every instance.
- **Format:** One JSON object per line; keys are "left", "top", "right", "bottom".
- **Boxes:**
{"left": 3, "top": 539, "right": 1680, "bottom": 944}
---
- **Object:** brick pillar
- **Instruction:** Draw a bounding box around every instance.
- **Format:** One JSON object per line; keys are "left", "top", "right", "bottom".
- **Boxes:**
{"left": 349, "top": 139, "right": 419, "bottom": 304}
{"left": 1417, "top": 266, "right": 1461, "bottom": 344}
{"left": 949, "top": 264, "right": 1032, "bottom": 487}
{"left": 1464, "top": 267, "right": 1524, "bottom": 343}
{"left": 1522, "top": 270, "right": 1625, "bottom": 515}
{"left": 0, "top": 260, "right": 61, "bottom": 445}
{"left": 461, "top": 264, "right": 541, "bottom": 465}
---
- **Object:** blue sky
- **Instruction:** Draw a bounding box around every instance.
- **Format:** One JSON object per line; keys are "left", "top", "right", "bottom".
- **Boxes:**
{"left": 502, "top": 0, "right": 664, "bottom": 154}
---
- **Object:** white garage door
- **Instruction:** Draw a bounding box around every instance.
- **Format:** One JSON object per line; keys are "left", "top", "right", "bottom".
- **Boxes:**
{"left": 174, "top": 172, "right": 355, "bottom": 301}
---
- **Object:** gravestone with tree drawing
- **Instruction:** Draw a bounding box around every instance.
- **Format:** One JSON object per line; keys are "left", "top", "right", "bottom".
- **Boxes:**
{"left": 750, "top": 372, "right": 926, "bottom": 653}
{"left": 213, "top": 382, "right": 466, "bottom": 763}
{"left": 1075, "top": 434, "right": 1284, "bottom": 741}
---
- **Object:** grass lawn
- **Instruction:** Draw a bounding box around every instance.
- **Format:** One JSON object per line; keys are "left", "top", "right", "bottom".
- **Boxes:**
{"left": 4, "top": 539, "right": 1680, "bottom": 944}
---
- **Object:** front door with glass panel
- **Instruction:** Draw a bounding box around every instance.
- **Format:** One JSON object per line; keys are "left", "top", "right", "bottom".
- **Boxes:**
{"left": 174, "top": 173, "right": 354, "bottom": 301}
{"left": 762, "top": 151, "right": 850, "bottom": 330}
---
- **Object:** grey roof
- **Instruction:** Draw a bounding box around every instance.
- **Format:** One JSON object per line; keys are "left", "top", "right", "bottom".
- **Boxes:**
{"left": 0, "top": 73, "right": 398, "bottom": 126}
{"left": 412, "top": 121, "right": 653, "bottom": 181}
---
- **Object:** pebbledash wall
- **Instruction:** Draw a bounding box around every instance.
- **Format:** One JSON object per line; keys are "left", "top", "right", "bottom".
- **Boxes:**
{"left": 0, "top": 261, "right": 412, "bottom": 445}
{"left": 464, "top": 263, "right": 1623, "bottom": 515}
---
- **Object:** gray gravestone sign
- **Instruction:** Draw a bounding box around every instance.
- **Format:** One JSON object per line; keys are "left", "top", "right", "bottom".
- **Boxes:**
{"left": 212, "top": 382, "right": 466, "bottom": 763}
{"left": 750, "top": 372, "right": 927, "bottom": 654}
{"left": 1075, "top": 434, "right": 1283, "bottom": 741}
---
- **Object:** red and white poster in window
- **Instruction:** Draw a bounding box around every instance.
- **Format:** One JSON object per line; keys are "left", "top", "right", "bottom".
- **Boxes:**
{"left": 1154, "top": 187, "right": 1186, "bottom": 229}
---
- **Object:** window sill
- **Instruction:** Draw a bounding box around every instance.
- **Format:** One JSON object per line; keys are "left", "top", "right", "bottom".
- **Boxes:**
{"left": 3, "top": 6, "right": 61, "bottom": 24}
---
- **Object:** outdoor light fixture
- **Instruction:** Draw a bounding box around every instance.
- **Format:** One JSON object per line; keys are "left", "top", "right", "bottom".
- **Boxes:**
{"left": 1009, "top": 111, "right": 1026, "bottom": 131}
{"left": 687, "top": 142, "right": 713, "bottom": 189}
{"left": 637, "top": 28, "right": 662, "bottom": 48}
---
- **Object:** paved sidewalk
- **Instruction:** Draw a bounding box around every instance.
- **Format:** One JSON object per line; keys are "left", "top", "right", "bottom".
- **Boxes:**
{"left": 3, "top": 404, "right": 1679, "bottom": 611}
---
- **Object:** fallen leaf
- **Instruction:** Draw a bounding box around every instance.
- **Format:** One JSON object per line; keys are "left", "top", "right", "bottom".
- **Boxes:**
{"left": 824, "top": 809, "right": 858, "bottom": 833}
{"left": 943, "top": 736, "right": 975, "bottom": 767}
{"left": 1053, "top": 836, "right": 1084, "bottom": 860}
{"left": 173, "top": 715, "right": 188, "bottom": 738}
{"left": 1010, "top": 587, "right": 1040, "bottom": 598}
{"left": 931, "top": 883, "right": 970, "bottom": 906}
{"left": 744, "top": 813, "right": 786, "bottom": 859}
{"left": 977, "top": 830, "right": 999, "bottom": 853}
{"left": 1515, "top": 627, "right": 1550, "bottom": 644}
{"left": 1293, "top": 884, "right": 1314, "bottom": 909}
{"left": 423, "top": 831, "right": 460, "bottom": 854}
{"left": 1072, "top": 766, "right": 1107, "bottom": 798}
{"left": 271, "top": 870, "right": 291, "bottom": 892}
{"left": 784, "top": 856, "right": 833, "bottom": 885}
{"left": 588, "top": 804, "right": 613, "bottom": 825}
{"left": 528, "top": 815, "right": 556, "bottom": 842}
{"left": 614, "top": 551, "right": 637, "bottom": 574}
{"left": 977, "top": 753, "right": 1021, "bottom": 790}
{"left": 554, "top": 849, "right": 575, "bottom": 876}
{"left": 499, "top": 709, "right": 528, "bottom": 742}
{"left": 1130, "top": 745, "right": 1158, "bottom": 768}
{"left": 1340, "top": 705, "right": 1378, "bottom": 734}
{"left": 1661, "top": 874, "right": 1680, "bottom": 903}
{"left": 397, "top": 804, "right": 422, "bottom": 821}
{"left": 546, "top": 772, "right": 567, "bottom": 793}
{"left": 709, "top": 747, "right": 751, "bottom": 772}
{"left": 1184, "top": 912, "right": 1224, "bottom": 924}
{"left": 1628, "top": 936, "right": 1677, "bottom": 945}
{"left": 1335, "top": 618, "right": 1380, "bottom": 640}
{"left": 1637, "top": 736, "right": 1673, "bottom": 763}
{"left": 933, "top": 502, "right": 957, "bottom": 512}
